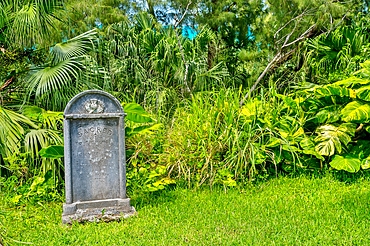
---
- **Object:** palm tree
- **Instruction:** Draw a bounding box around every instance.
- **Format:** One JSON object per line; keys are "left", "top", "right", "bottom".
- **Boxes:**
{"left": 104, "top": 13, "right": 229, "bottom": 111}
{"left": 27, "top": 29, "right": 99, "bottom": 111}
{"left": 0, "top": 0, "right": 63, "bottom": 49}
{"left": 1, "top": 0, "right": 66, "bottom": 99}
{"left": 0, "top": 0, "right": 94, "bottom": 180}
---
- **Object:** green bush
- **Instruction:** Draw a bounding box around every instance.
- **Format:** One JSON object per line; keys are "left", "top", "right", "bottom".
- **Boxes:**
{"left": 160, "top": 87, "right": 306, "bottom": 186}
{"left": 298, "top": 60, "right": 370, "bottom": 172}
{"left": 2, "top": 170, "right": 62, "bottom": 206}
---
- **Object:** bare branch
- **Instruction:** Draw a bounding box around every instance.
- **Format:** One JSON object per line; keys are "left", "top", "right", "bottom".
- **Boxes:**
{"left": 174, "top": 1, "right": 192, "bottom": 28}
{"left": 274, "top": 8, "right": 309, "bottom": 39}
{"left": 0, "top": 77, "right": 14, "bottom": 92}
{"left": 239, "top": 52, "right": 281, "bottom": 106}
{"left": 332, "top": 13, "right": 348, "bottom": 31}
{"left": 282, "top": 20, "right": 299, "bottom": 47}
{"left": 173, "top": 1, "right": 192, "bottom": 94}
{"left": 239, "top": 21, "right": 316, "bottom": 106}
{"left": 239, "top": 1, "right": 356, "bottom": 106}
{"left": 282, "top": 24, "right": 316, "bottom": 48}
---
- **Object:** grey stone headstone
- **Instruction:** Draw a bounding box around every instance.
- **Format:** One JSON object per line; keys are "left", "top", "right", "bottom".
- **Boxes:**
{"left": 62, "top": 90, "right": 135, "bottom": 224}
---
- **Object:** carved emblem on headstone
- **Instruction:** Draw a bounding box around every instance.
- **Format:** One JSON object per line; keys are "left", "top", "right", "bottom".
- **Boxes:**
{"left": 84, "top": 99, "right": 105, "bottom": 114}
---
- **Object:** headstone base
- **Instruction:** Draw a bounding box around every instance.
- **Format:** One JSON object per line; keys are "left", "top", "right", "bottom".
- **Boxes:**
{"left": 62, "top": 198, "right": 136, "bottom": 224}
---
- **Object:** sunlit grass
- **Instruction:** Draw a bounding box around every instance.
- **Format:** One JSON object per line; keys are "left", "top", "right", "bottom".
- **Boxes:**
{"left": 2, "top": 176, "right": 370, "bottom": 245}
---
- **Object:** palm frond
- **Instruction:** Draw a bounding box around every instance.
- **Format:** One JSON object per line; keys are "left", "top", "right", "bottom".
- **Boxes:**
{"left": 135, "top": 12, "right": 156, "bottom": 32}
{"left": 7, "top": 0, "right": 63, "bottom": 48}
{"left": 28, "top": 57, "right": 84, "bottom": 99}
{"left": 304, "top": 25, "right": 367, "bottom": 78}
{"left": 0, "top": 1, "right": 11, "bottom": 30}
{"left": 24, "top": 128, "right": 62, "bottom": 162}
{"left": 51, "top": 29, "right": 97, "bottom": 64}
{"left": 0, "top": 106, "right": 37, "bottom": 156}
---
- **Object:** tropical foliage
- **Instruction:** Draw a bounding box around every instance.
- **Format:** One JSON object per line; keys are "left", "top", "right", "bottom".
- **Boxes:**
{"left": 2, "top": 0, "right": 370, "bottom": 198}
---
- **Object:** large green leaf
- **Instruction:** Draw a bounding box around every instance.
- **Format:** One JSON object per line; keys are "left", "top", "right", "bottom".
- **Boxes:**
{"left": 300, "top": 137, "right": 315, "bottom": 150}
{"left": 302, "top": 149, "right": 324, "bottom": 161}
{"left": 39, "top": 145, "right": 64, "bottom": 159}
{"left": 22, "top": 106, "right": 63, "bottom": 130}
{"left": 276, "top": 94, "right": 298, "bottom": 110}
{"left": 337, "top": 123, "right": 357, "bottom": 137}
{"left": 126, "top": 123, "right": 162, "bottom": 138}
{"left": 300, "top": 136, "right": 324, "bottom": 160}
{"left": 240, "top": 98, "right": 262, "bottom": 122}
{"left": 310, "top": 105, "right": 342, "bottom": 124}
{"left": 329, "top": 155, "right": 361, "bottom": 173}
{"left": 340, "top": 101, "right": 370, "bottom": 123}
{"left": 276, "top": 116, "right": 305, "bottom": 141}
{"left": 315, "top": 140, "right": 338, "bottom": 157}
{"left": 314, "top": 85, "right": 352, "bottom": 98}
{"left": 356, "top": 85, "right": 370, "bottom": 102}
{"left": 361, "top": 156, "right": 370, "bottom": 170}
{"left": 334, "top": 77, "right": 370, "bottom": 88}
{"left": 123, "top": 103, "right": 154, "bottom": 123}
{"left": 314, "top": 123, "right": 356, "bottom": 156}
{"left": 265, "top": 137, "right": 281, "bottom": 148}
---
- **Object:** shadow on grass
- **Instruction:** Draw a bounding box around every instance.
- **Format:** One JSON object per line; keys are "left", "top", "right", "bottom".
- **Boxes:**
{"left": 128, "top": 186, "right": 179, "bottom": 209}
{"left": 329, "top": 170, "right": 370, "bottom": 184}
{"left": 266, "top": 167, "right": 370, "bottom": 185}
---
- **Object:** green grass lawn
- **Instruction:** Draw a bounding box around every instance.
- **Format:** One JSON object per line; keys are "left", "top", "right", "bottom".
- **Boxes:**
{"left": 2, "top": 176, "right": 370, "bottom": 245}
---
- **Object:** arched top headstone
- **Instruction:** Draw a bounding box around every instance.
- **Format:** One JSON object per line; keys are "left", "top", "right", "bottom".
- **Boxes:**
{"left": 62, "top": 89, "right": 135, "bottom": 224}
{"left": 64, "top": 90, "right": 123, "bottom": 116}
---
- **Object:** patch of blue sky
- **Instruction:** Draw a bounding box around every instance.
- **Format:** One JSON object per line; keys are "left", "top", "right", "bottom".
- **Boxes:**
{"left": 125, "top": 0, "right": 198, "bottom": 39}
{"left": 95, "top": 18, "right": 103, "bottom": 29}
{"left": 247, "top": 26, "right": 255, "bottom": 41}
{"left": 233, "top": 27, "right": 255, "bottom": 45}
{"left": 182, "top": 26, "right": 197, "bottom": 40}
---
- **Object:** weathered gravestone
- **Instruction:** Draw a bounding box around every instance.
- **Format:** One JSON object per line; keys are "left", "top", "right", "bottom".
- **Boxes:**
{"left": 62, "top": 90, "right": 136, "bottom": 224}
